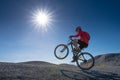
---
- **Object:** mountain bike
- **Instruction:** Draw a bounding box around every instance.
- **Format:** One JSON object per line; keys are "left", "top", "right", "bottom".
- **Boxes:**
{"left": 54, "top": 38, "right": 94, "bottom": 70}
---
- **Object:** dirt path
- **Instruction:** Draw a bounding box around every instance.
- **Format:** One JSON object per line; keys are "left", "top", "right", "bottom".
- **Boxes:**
{"left": 60, "top": 69, "right": 120, "bottom": 80}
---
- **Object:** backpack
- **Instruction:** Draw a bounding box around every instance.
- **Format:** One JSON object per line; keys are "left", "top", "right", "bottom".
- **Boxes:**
{"left": 83, "top": 31, "right": 90, "bottom": 40}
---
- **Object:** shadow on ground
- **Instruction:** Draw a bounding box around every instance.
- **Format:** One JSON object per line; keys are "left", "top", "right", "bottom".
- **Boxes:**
{"left": 60, "top": 69, "right": 120, "bottom": 80}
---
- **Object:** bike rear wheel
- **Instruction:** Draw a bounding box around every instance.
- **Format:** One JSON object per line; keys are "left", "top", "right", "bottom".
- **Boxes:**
{"left": 76, "top": 52, "right": 94, "bottom": 70}
{"left": 54, "top": 44, "right": 69, "bottom": 59}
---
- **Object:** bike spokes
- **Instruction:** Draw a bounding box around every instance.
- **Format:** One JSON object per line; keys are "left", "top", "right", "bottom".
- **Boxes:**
{"left": 76, "top": 52, "right": 94, "bottom": 70}
{"left": 60, "top": 46, "right": 66, "bottom": 52}
{"left": 87, "top": 63, "right": 93, "bottom": 68}
{"left": 54, "top": 44, "right": 69, "bottom": 59}
{"left": 57, "top": 46, "right": 66, "bottom": 57}
{"left": 78, "top": 56, "right": 85, "bottom": 61}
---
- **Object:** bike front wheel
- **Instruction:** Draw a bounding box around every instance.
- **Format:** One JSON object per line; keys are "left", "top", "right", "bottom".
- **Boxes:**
{"left": 54, "top": 44, "right": 69, "bottom": 59}
{"left": 76, "top": 52, "right": 94, "bottom": 70}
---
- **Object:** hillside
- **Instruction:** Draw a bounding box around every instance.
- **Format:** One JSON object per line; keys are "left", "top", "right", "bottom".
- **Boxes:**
{"left": 0, "top": 53, "right": 120, "bottom": 80}
{"left": 94, "top": 53, "right": 120, "bottom": 66}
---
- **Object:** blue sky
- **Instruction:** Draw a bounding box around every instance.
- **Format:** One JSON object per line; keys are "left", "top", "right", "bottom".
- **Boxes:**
{"left": 0, "top": 0, "right": 120, "bottom": 64}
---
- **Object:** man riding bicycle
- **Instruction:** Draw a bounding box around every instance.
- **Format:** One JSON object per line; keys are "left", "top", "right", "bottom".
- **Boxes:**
{"left": 69, "top": 26, "right": 90, "bottom": 62}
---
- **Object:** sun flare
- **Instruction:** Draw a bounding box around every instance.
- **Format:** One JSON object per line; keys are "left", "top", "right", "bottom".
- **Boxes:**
{"left": 35, "top": 11, "right": 49, "bottom": 26}
{"left": 31, "top": 9, "right": 53, "bottom": 32}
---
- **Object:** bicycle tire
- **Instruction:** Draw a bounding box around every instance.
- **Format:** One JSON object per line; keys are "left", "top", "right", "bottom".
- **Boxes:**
{"left": 76, "top": 52, "right": 94, "bottom": 70}
{"left": 54, "top": 44, "right": 69, "bottom": 59}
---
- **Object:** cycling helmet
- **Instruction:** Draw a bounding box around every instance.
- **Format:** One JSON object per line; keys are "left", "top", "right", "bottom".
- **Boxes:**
{"left": 75, "top": 26, "right": 81, "bottom": 31}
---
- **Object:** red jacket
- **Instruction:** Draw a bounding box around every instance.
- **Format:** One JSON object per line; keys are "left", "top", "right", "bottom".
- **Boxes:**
{"left": 72, "top": 30, "right": 90, "bottom": 44}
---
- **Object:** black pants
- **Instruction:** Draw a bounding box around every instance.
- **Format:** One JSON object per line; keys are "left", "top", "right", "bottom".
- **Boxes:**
{"left": 78, "top": 40, "right": 88, "bottom": 49}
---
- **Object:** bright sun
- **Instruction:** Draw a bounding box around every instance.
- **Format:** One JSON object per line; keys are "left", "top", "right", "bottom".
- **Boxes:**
{"left": 35, "top": 12, "right": 49, "bottom": 26}
{"left": 31, "top": 9, "right": 53, "bottom": 32}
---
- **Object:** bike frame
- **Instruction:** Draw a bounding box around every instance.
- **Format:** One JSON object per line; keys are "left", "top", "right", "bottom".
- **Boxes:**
{"left": 54, "top": 38, "right": 95, "bottom": 70}
{"left": 67, "top": 39, "right": 81, "bottom": 56}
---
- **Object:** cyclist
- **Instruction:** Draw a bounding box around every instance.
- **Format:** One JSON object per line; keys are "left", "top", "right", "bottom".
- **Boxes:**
{"left": 69, "top": 26, "right": 90, "bottom": 62}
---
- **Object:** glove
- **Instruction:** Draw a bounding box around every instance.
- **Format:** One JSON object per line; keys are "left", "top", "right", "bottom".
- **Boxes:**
{"left": 69, "top": 35, "right": 73, "bottom": 38}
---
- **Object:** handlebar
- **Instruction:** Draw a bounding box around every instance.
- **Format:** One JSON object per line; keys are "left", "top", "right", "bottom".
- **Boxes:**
{"left": 69, "top": 37, "right": 74, "bottom": 41}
